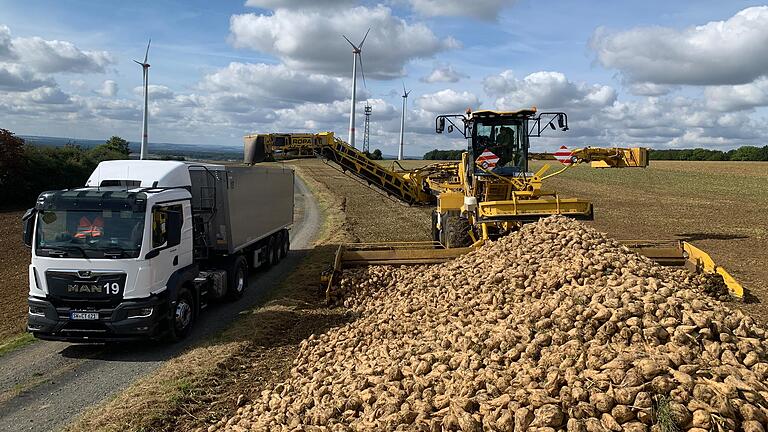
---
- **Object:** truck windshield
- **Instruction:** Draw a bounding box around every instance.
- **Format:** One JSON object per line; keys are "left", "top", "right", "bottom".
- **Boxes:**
{"left": 473, "top": 120, "right": 527, "bottom": 173}
{"left": 36, "top": 209, "right": 145, "bottom": 258}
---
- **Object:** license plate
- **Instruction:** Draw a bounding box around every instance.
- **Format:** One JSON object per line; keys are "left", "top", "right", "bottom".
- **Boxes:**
{"left": 70, "top": 312, "right": 99, "bottom": 320}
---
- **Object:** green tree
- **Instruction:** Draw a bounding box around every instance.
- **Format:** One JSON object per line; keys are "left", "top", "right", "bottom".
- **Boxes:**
{"left": 0, "top": 129, "right": 27, "bottom": 205}
{"left": 103, "top": 136, "right": 130, "bottom": 156}
{"left": 372, "top": 149, "right": 383, "bottom": 160}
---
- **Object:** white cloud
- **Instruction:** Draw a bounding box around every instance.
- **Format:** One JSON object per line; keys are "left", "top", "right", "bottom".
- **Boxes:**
{"left": 228, "top": 5, "right": 457, "bottom": 79}
{"left": 421, "top": 64, "right": 467, "bottom": 83}
{"left": 133, "top": 84, "right": 175, "bottom": 100}
{"left": 0, "top": 25, "right": 12, "bottom": 59}
{"left": 0, "top": 63, "right": 54, "bottom": 91}
{"left": 408, "top": 0, "right": 513, "bottom": 20}
{"left": 705, "top": 77, "right": 768, "bottom": 112}
{"left": 591, "top": 6, "right": 768, "bottom": 86}
{"left": 484, "top": 71, "right": 617, "bottom": 112}
{"left": 627, "top": 82, "right": 677, "bottom": 97}
{"left": 10, "top": 36, "right": 113, "bottom": 74}
{"left": 417, "top": 89, "right": 479, "bottom": 113}
{"left": 96, "top": 80, "right": 118, "bottom": 97}
{"left": 245, "top": 0, "right": 354, "bottom": 8}
{"left": 200, "top": 62, "right": 351, "bottom": 106}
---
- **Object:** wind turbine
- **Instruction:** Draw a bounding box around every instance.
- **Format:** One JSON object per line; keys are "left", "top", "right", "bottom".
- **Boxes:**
{"left": 342, "top": 29, "right": 370, "bottom": 148}
{"left": 134, "top": 39, "right": 151, "bottom": 160}
{"left": 398, "top": 82, "right": 411, "bottom": 161}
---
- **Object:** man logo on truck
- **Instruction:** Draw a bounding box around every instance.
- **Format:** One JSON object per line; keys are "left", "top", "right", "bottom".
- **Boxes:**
{"left": 67, "top": 284, "right": 103, "bottom": 294}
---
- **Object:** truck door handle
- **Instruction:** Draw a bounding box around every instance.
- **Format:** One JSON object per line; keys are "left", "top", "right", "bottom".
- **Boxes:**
{"left": 173, "top": 256, "right": 178, "bottom": 266}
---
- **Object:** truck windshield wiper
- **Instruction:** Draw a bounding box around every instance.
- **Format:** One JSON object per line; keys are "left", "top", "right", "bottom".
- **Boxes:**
{"left": 102, "top": 247, "right": 126, "bottom": 258}
{"left": 45, "top": 245, "right": 89, "bottom": 258}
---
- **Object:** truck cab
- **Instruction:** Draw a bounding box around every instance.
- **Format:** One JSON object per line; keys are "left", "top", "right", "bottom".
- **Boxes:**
{"left": 23, "top": 160, "right": 293, "bottom": 342}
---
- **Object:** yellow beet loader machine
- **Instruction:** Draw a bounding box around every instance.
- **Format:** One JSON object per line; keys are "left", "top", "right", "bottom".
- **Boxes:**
{"left": 243, "top": 107, "right": 743, "bottom": 300}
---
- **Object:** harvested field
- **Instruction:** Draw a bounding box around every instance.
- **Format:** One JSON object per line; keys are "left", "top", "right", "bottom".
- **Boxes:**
{"left": 0, "top": 211, "right": 30, "bottom": 343}
{"left": 292, "top": 159, "right": 432, "bottom": 243}
{"left": 212, "top": 216, "right": 768, "bottom": 431}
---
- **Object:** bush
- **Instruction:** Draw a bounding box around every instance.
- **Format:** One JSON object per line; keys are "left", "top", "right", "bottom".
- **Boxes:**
{"left": 423, "top": 149, "right": 463, "bottom": 160}
{"left": 0, "top": 129, "right": 131, "bottom": 210}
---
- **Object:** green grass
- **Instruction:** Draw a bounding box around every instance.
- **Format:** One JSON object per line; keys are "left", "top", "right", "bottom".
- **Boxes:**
{"left": 0, "top": 333, "right": 35, "bottom": 358}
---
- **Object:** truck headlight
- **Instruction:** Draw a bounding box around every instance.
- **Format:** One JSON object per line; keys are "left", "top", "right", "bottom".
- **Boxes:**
{"left": 126, "top": 307, "right": 153, "bottom": 319}
{"left": 29, "top": 305, "right": 46, "bottom": 316}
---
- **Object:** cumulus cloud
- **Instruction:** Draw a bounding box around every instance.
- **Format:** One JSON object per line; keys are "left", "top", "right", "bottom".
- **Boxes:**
{"left": 626, "top": 82, "right": 677, "bottom": 97}
{"left": 421, "top": 64, "right": 467, "bottom": 83}
{"left": 417, "top": 89, "right": 479, "bottom": 113}
{"left": 200, "top": 62, "right": 351, "bottom": 106}
{"left": 133, "top": 84, "right": 175, "bottom": 100}
{"left": 484, "top": 71, "right": 616, "bottom": 112}
{"left": 591, "top": 6, "right": 768, "bottom": 86}
{"left": 0, "top": 64, "right": 54, "bottom": 91}
{"left": 705, "top": 77, "right": 768, "bottom": 112}
{"left": 0, "top": 25, "right": 12, "bottom": 59}
{"left": 96, "top": 80, "right": 118, "bottom": 97}
{"left": 10, "top": 36, "right": 113, "bottom": 74}
{"left": 245, "top": 0, "right": 354, "bottom": 8}
{"left": 408, "top": 0, "right": 513, "bottom": 20}
{"left": 229, "top": 5, "right": 457, "bottom": 78}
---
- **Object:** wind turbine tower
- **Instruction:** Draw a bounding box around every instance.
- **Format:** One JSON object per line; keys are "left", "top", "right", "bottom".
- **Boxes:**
{"left": 342, "top": 29, "right": 370, "bottom": 148}
{"left": 134, "top": 39, "right": 151, "bottom": 160}
{"left": 398, "top": 83, "right": 411, "bottom": 161}
{"left": 363, "top": 102, "right": 372, "bottom": 153}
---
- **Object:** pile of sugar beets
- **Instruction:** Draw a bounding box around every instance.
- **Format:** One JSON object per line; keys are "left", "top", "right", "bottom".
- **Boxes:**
{"left": 210, "top": 216, "right": 768, "bottom": 432}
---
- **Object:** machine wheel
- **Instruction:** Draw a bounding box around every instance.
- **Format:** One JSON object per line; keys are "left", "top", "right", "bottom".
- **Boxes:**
{"left": 441, "top": 212, "right": 473, "bottom": 248}
{"left": 430, "top": 210, "right": 441, "bottom": 247}
{"left": 166, "top": 286, "right": 195, "bottom": 342}
{"left": 226, "top": 255, "right": 248, "bottom": 300}
{"left": 279, "top": 230, "right": 290, "bottom": 259}
{"left": 269, "top": 235, "right": 280, "bottom": 266}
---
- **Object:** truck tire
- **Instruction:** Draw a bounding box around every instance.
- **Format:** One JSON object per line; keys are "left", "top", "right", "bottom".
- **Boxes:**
{"left": 166, "top": 286, "right": 195, "bottom": 342}
{"left": 271, "top": 234, "right": 280, "bottom": 264}
{"left": 280, "top": 230, "right": 290, "bottom": 259}
{"left": 226, "top": 255, "right": 248, "bottom": 300}
{"left": 441, "top": 212, "right": 473, "bottom": 248}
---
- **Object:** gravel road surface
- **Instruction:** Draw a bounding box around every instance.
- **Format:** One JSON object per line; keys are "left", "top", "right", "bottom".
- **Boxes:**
{"left": 0, "top": 175, "right": 320, "bottom": 432}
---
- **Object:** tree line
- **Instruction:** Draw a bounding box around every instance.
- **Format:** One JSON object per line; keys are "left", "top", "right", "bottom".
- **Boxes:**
{"left": 649, "top": 146, "right": 768, "bottom": 161}
{"left": 0, "top": 129, "right": 131, "bottom": 210}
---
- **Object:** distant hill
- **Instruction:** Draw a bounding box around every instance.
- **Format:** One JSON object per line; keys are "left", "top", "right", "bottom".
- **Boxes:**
{"left": 20, "top": 135, "right": 243, "bottom": 161}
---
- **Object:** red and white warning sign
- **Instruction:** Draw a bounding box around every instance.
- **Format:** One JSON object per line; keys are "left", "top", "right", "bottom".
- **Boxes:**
{"left": 476, "top": 149, "right": 500, "bottom": 169}
{"left": 554, "top": 146, "right": 575, "bottom": 165}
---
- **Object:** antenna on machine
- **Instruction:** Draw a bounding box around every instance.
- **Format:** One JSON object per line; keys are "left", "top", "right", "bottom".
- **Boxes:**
{"left": 133, "top": 39, "right": 151, "bottom": 160}
{"left": 342, "top": 28, "right": 370, "bottom": 148}
{"left": 363, "top": 102, "right": 372, "bottom": 153}
{"left": 398, "top": 82, "right": 411, "bottom": 161}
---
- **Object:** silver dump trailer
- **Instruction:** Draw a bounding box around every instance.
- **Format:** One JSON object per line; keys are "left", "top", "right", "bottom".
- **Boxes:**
{"left": 189, "top": 164, "right": 293, "bottom": 255}
{"left": 24, "top": 160, "right": 294, "bottom": 342}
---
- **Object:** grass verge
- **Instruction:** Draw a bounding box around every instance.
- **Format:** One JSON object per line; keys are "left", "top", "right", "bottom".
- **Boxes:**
{"left": 0, "top": 333, "right": 35, "bottom": 358}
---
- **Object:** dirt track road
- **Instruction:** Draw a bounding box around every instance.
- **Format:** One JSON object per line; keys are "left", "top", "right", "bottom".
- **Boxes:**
{"left": 0, "top": 175, "right": 320, "bottom": 432}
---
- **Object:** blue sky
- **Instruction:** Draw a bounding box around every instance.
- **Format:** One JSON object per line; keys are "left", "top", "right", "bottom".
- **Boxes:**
{"left": 1, "top": 0, "right": 768, "bottom": 156}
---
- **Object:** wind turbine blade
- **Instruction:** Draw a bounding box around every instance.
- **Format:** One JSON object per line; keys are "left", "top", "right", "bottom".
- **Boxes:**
{"left": 402, "top": 81, "right": 407, "bottom": 96}
{"left": 342, "top": 35, "right": 357, "bottom": 49}
{"left": 143, "top": 38, "right": 151, "bottom": 63}
{"left": 357, "top": 53, "right": 367, "bottom": 88}
{"left": 133, "top": 59, "right": 143, "bottom": 66}
{"left": 359, "top": 28, "right": 371, "bottom": 48}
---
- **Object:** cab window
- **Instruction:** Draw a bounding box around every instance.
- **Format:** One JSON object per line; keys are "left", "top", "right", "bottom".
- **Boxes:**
{"left": 151, "top": 204, "right": 182, "bottom": 248}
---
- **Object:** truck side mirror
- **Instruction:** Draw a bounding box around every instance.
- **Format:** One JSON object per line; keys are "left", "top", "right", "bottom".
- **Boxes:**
{"left": 22, "top": 208, "right": 35, "bottom": 248}
{"left": 166, "top": 210, "right": 183, "bottom": 247}
{"left": 436, "top": 117, "right": 445, "bottom": 134}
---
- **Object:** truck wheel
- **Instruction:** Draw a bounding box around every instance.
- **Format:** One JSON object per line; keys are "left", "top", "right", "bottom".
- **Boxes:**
{"left": 271, "top": 234, "right": 280, "bottom": 264}
{"left": 226, "top": 255, "right": 248, "bottom": 300}
{"left": 280, "top": 230, "right": 290, "bottom": 259}
{"left": 167, "top": 287, "right": 195, "bottom": 342}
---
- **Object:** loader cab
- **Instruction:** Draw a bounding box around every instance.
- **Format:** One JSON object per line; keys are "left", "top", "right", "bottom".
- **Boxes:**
{"left": 469, "top": 110, "right": 531, "bottom": 175}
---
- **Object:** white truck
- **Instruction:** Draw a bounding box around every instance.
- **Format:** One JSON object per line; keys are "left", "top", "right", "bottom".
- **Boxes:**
{"left": 22, "top": 160, "right": 294, "bottom": 342}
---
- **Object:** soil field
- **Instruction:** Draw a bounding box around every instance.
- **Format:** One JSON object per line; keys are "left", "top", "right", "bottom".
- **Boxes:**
{"left": 0, "top": 211, "right": 30, "bottom": 342}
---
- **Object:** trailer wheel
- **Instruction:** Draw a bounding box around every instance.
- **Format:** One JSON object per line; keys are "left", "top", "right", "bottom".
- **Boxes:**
{"left": 279, "top": 230, "right": 289, "bottom": 259}
{"left": 167, "top": 286, "right": 195, "bottom": 342}
{"left": 226, "top": 255, "right": 248, "bottom": 300}
{"left": 270, "top": 234, "right": 280, "bottom": 265}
